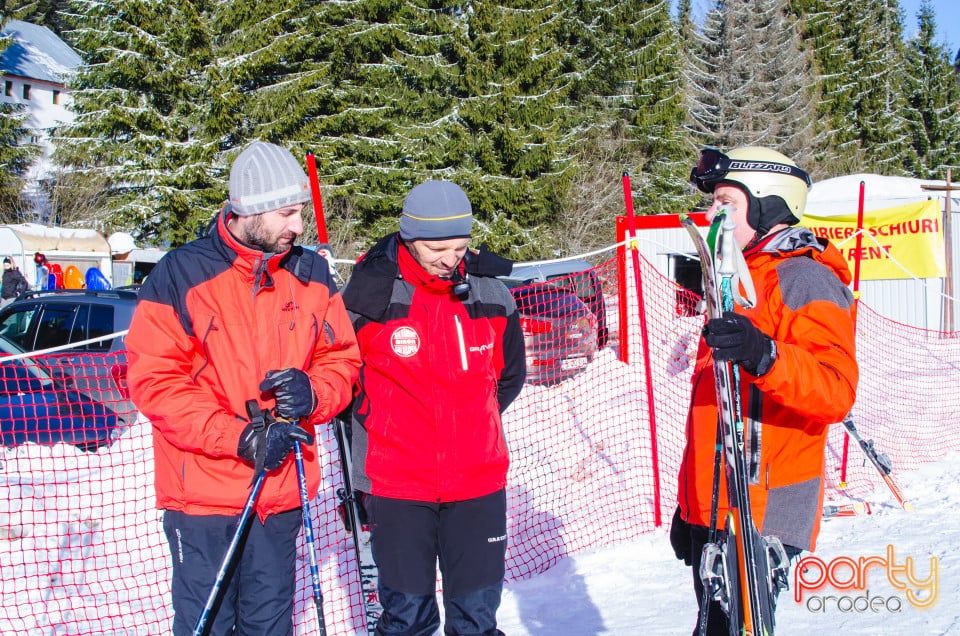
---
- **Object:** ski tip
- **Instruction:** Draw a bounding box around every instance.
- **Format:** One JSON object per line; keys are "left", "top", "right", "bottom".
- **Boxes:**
{"left": 902, "top": 501, "right": 914, "bottom": 511}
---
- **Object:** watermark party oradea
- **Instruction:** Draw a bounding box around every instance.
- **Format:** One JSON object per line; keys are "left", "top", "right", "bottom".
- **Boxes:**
{"left": 793, "top": 545, "right": 938, "bottom": 613}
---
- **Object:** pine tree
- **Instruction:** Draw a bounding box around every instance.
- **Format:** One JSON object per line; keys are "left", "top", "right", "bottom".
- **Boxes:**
{"left": 902, "top": 0, "right": 960, "bottom": 178}
{"left": 843, "top": 0, "right": 913, "bottom": 174}
{"left": 1, "top": 0, "right": 71, "bottom": 36}
{"left": 685, "top": 0, "right": 818, "bottom": 166}
{"left": 792, "top": 0, "right": 864, "bottom": 174}
{"left": 555, "top": 0, "right": 693, "bottom": 251}
{"left": 58, "top": 0, "right": 221, "bottom": 243}
{"left": 614, "top": 0, "right": 692, "bottom": 216}
{"left": 449, "top": 0, "right": 577, "bottom": 257}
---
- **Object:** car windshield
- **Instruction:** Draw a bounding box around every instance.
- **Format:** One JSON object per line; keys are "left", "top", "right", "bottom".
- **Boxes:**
{"left": 0, "top": 333, "right": 54, "bottom": 388}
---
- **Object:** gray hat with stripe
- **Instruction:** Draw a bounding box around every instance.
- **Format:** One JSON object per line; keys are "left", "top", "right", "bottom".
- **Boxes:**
{"left": 229, "top": 141, "right": 311, "bottom": 216}
{"left": 399, "top": 180, "right": 474, "bottom": 240}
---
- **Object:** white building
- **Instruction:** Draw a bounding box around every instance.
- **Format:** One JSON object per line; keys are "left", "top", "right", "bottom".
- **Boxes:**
{"left": 0, "top": 20, "right": 83, "bottom": 219}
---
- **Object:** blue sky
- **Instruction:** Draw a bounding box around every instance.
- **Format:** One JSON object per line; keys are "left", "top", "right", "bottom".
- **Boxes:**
{"left": 901, "top": 0, "right": 960, "bottom": 55}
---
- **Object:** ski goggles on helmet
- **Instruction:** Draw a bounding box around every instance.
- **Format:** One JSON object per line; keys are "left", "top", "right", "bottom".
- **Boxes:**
{"left": 689, "top": 147, "right": 812, "bottom": 193}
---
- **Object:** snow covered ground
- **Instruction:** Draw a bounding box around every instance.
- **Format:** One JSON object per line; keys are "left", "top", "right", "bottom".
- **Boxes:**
{"left": 497, "top": 453, "right": 960, "bottom": 635}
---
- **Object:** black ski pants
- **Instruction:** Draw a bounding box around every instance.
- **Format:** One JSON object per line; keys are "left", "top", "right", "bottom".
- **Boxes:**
{"left": 365, "top": 489, "right": 507, "bottom": 636}
{"left": 162, "top": 508, "right": 301, "bottom": 636}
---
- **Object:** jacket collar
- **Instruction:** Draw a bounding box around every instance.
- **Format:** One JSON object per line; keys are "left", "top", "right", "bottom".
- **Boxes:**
{"left": 341, "top": 233, "right": 402, "bottom": 321}
{"left": 748, "top": 226, "right": 853, "bottom": 285}
{"left": 214, "top": 205, "right": 290, "bottom": 292}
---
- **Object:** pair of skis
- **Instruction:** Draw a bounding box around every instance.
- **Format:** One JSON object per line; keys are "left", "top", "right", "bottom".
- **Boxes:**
{"left": 682, "top": 213, "right": 788, "bottom": 636}
{"left": 841, "top": 415, "right": 912, "bottom": 510}
{"left": 823, "top": 415, "right": 912, "bottom": 517}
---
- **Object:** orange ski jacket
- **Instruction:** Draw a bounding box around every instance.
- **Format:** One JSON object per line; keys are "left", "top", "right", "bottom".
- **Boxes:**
{"left": 126, "top": 209, "right": 361, "bottom": 519}
{"left": 677, "top": 227, "right": 858, "bottom": 551}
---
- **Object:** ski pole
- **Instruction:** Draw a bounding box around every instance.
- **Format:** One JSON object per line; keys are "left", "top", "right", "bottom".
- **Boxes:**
{"left": 193, "top": 469, "right": 266, "bottom": 636}
{"left": 294, "top": 437, "right": 328, "bottom": 635}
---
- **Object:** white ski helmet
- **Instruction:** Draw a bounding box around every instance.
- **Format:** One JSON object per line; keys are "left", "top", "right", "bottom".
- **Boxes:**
{"left": 691, "top": 146, "right": 812, "bottom": 234}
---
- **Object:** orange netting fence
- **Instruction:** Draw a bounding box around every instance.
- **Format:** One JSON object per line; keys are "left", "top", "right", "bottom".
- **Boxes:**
{"left": 1, "top": 249, "right": 958, "bottom": 635}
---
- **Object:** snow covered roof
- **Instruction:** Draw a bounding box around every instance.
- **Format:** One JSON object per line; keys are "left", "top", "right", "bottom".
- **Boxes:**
{"left": 0, "top": 20, "right": 82, "bottom": 85}
{"left": 806, "top": 173, "right": 960, "bottom": 216}
{"left": 0, "top": 223, "right": 109, "bottom": 254}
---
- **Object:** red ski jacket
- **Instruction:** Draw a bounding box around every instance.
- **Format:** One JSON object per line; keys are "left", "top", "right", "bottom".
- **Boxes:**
{"left": 341, "top": 234, "right": 526, "bottom": 503}
{"left": 126, "top": 209, "right": 361, "bottom": 519}
{"left": 677, "top": 227, "right": 858, "bottom": 551}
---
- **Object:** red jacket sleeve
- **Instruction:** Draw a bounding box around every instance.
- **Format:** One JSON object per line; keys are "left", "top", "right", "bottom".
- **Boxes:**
{"left": 126, "top": 299, "right": 245, "bottom": 458}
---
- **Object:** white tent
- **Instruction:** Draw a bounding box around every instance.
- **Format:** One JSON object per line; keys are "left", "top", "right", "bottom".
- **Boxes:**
{"left": 0, "top": 223, "right": 112, "bottom": 289}
{"left": 806, "top": 173, "right": 960, "bottom": 215}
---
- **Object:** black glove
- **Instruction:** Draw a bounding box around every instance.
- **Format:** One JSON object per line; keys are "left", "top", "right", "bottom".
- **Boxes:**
{"left": 669, "top": 506, "right": 693, "bottom": 566}
{"left": 238, "top": 411, "right": 314, "bottom": 473}
{"left": 703, "top": 311, "right": 776, "bottom": 376}
{"left": 259, "top": 368, "right": 316, "bottom": 420}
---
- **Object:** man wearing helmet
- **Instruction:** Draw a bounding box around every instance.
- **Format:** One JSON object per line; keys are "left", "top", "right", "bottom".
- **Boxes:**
{"left": 671, "top": 147, "right": 859, "bottom": 635}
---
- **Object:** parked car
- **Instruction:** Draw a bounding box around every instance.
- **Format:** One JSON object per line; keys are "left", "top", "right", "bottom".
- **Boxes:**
{"left": 507, "top": 260, "right": 609, "bottom": 348}
{"left": 0, "top": 288, "right": 138, "bottom": 353}
{"left": 0, "top": 288, "right": 138, "bottom": 429}
{"left": 504, "top": 280, "right": 599, "bottom": 386}
{"left": 0, "top": 335, "right": 120, "bottom": 451}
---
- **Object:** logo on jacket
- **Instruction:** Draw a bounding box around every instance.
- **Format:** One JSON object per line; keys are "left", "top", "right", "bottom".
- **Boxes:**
{"left": 391, "top": 326, "right": 420, "bottom": 357}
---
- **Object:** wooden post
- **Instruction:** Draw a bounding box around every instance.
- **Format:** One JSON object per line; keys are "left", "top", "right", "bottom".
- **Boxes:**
{"left": 921, "top": 170, "right": 956, "bottom": 332}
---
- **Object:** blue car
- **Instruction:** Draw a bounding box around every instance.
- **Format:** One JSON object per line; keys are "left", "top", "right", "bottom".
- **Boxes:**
{"left": 0, "top": 336, "right": 120, "bottom": 451}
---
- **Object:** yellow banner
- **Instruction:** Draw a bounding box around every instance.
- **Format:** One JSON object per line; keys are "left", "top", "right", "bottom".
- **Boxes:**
{"left": 800, "top": 200, "right": 944, "bottom": 280}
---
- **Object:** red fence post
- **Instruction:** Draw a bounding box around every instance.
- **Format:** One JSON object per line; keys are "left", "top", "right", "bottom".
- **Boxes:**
{"left": 621, "top": 173, "right": 663, "bottom": 527}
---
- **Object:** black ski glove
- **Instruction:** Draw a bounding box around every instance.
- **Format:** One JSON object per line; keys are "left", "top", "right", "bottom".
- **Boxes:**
{"left": 669, "top": 506, "right": 693, "bottom": 566}
{"left": 703, "top": 311, "right": 777, "bottom": 377}
{"left": 237, "top": 411, "right": 314, "bottom": 473}
{"left": 259, "top": 368, "right": 316, "bottom": 420}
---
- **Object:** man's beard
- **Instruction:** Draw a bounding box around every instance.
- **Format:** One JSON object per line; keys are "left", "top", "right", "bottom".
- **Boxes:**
{"left": 239, "top": 216, "right": 296, "bottom": 254}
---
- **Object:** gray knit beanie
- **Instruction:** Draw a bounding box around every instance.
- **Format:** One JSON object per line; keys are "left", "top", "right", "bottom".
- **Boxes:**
{"left": 399, "top": 181, "right": 474, "bottom": 240}
{"left": 228, "top": 141, "right": 311, "bottom": 216}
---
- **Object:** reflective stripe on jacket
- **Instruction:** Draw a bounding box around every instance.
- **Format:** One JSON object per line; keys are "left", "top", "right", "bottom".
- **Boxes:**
{"left": 678, "top": 227, "right": 858, "bottom": 551}
{"left": 126, "top": 209, "right": 361, "bottom": 518}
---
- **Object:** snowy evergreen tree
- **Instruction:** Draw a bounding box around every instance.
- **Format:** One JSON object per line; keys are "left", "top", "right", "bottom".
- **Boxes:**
{"left": 0, "top": 101, "right": 37, "bottom": 220}
{"left": 792, "top": 0, "right": 864, "bottom": 174}
{"left": 1, "top": 0, "right": 71, "bottom": 36}
{"left": 842, "top": 0, "right": 913, "bottom": 174}
{"left": 902, "top": 0, "right": 960, "bottom": 179}
{"left": 450, "top": 0, "right": 576, "bottom": 252}
{"left": 57, "top": 0, "right": 222, "bottom": 244}
{"left": 685, "top": 0, "right": 818, "bottom": 166}
{"left": 612, "top": 0, "right": 692, "bottom": 215}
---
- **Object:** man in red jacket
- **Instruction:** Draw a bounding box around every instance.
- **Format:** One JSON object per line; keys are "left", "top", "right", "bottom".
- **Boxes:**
{"left": 126, "top": 141, "right": 361, "bottom": 635}
{"left": 342, "top": 180, "right": 526, "bottom": 636}
{"left": 671, "top": 146, "right": 858, "bottom": 635}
